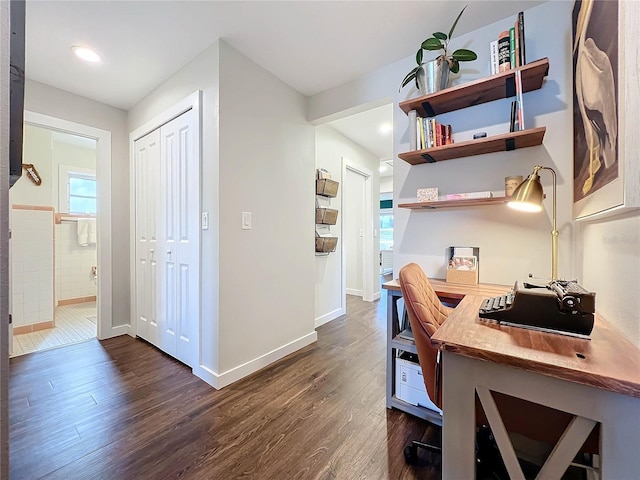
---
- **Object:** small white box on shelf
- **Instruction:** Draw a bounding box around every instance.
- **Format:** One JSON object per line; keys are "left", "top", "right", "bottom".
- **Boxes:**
{"left": 417, "top": 187, "right": 438, "bottom": 202}
{"left": 445, "top": 191, "right": 493, "bottom": 200}
{"left": 395, "top": 355, "right": 442, "bottom": 414}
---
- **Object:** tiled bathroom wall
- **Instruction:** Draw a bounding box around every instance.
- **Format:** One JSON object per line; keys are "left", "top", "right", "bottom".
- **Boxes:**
{"left": 10, "top": 207, "right": 54, "bottom": 328}
{"left": 55, "top": 222, "right": 97, "bottom": 302}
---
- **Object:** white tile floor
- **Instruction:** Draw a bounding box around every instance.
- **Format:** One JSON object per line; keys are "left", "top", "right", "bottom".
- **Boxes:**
{"left": 11, "top": 302, "right": 97, "bottom": 357}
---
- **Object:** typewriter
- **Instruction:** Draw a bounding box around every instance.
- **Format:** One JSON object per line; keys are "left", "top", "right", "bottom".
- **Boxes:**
{"left": 479, "top": 280, "right": 596, "bottom": 337}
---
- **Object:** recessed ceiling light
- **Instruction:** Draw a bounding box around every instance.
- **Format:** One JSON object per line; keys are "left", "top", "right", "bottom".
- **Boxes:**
{"left": 379, "top": 123, "right": 392, "bottom": 134}
{"left": 379, "top": 165, "right": 387, "bottom": 173}
{"left": 71, "top": 46, "right": 102, "bottom": 63}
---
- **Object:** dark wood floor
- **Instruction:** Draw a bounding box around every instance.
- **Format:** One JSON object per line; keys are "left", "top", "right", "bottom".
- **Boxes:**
{"left": 9, "top": 293, "right": 442, "bottom": 479}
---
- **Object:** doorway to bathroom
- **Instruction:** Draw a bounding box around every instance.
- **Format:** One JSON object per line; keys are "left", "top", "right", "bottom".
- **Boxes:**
{"left": 9, "top": 124, "right": 98, "bottom": 356}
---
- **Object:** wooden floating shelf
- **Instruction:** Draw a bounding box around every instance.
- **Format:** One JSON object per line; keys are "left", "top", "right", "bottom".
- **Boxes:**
{"left": 398, "top": 197, "right": 510, "bottom": 210}
{"left": 399, "top": 57, "right": 549, "bottom": 118}
{"left": 398, "top": 126, "right": 546, "bottom": 165}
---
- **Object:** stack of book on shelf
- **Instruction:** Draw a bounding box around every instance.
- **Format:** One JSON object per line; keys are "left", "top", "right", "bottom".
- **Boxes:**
{"left": 408, "top": 110, "right": 453, "bottom": 151}
{"left": 490, "top": 11, "right": 526, "bottom": 75}
{"left": 488, "top": 12, "right": 528, "bottom": 133}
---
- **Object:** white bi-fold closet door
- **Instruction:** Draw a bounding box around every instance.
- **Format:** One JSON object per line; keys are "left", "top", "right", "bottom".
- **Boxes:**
{"left": 134, "top": 109, "right": 199, "bottom": 368}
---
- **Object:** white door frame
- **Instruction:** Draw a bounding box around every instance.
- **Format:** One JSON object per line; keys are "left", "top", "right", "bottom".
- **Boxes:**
{"left": 22, "top": 111, "right": 113, "bottom": 340}
{"left": 128, "top": 91, "right": 202, "bottom": 339}
{"left": 341, "top": 158, "right": 376, "bottom": 302}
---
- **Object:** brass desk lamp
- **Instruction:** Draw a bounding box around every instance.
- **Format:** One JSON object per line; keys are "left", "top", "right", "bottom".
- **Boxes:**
{"left": 507, "top": 165, "right": 558, "bottom": 280}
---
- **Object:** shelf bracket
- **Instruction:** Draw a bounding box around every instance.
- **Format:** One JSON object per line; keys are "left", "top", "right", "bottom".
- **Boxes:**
{"left": 420, "top": 153, "right": 437, "bottom": 163}
{"left": 421, "top": 101, "right": 436, "bottom": 118}
{"left": 505, "top": 75, "right": 516, "bottom": 98}
{"left": 505, "top": 138, "right": 516, "bottom": 151}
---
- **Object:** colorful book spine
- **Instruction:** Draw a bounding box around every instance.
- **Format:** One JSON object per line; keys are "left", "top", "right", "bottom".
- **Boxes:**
{"left": 431, "top": 119, "right": 437, "bottom": 147}
{"left": 517, "top": 11, "right": 526, "bottom": 66}
{"left": 489, "top": 40, "right": 499, "bottom": 75}
{"left": 514, "top": 20, "right": 520, "bottom": 67}
{"left": 509, "top": 27, "right": 516, "bottom": 69}
{"left": 408, "top": 110, "right": 417, "bottom": 151}
{"left": 497, "top": 31, "right": 511, "bottom": 73}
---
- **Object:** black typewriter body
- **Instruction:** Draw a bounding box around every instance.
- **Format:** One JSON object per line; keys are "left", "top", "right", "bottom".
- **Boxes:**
{"left": 479, "top": 280, "right": 595, "bottom": 337}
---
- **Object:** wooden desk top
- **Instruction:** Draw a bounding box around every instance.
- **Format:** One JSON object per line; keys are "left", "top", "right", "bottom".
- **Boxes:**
{"left": 382, "top": 278, "right": 510, "bottom": 299}
{"left": 431, "top": 295, "right": 640, "bottom": 399}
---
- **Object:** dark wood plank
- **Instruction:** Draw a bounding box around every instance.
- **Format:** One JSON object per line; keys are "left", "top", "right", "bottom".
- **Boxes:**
{"left": 432, "top": 295, "right": 640, "bottom": 398}
{"left": 397, "top": 127, "right": 546, "bottom": 165}
{"left": 9, "top": 295, "right": 439, "bottom": 480}
{"left": 398, "top": 57, "right": 549, "bottom": 117}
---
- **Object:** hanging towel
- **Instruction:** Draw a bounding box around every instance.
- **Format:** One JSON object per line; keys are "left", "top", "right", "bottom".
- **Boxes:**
{"left": 76, "top": 218, "right": 96, "bottom": 246}
{"left": 77, "top": 219, "right": 90, "bottom": 246}
{"left": 87, "top": 218, "right": 97, "bottom": 245}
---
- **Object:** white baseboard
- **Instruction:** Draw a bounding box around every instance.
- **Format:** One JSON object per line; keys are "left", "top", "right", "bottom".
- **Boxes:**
{"left": 372, "top": 291, "right": 381, "bottom": 301}
{"left": 193, "top": 330, "right": 318, "bottom": 390}
{"left": 315, "top": 307, "right": 345, "bottom": 328}
{"left": 346, "top": 288, "right": 363, "bottom": 297}
{"left": 98, "top": 324, "right": 131, "bottom": 340}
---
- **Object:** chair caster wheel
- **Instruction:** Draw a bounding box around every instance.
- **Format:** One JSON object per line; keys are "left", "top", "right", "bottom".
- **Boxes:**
{"left": 404, "top": 445, "right": 417, "bottom": 464}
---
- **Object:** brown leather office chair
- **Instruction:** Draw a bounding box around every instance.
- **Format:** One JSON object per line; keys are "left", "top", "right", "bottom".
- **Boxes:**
{"left": 398, "top": 263, "right": 598, "bottom": 473}
{"left": 397, "top": 263, "right": 451, "bottom": 462}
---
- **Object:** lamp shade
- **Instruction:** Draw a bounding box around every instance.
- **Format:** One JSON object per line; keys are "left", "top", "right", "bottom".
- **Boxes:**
{"left": 507, "top": 172, "right": 544, "bottom": 212}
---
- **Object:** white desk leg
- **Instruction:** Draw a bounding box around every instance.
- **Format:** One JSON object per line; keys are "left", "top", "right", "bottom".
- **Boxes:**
{"left": 599, "top": 393, "right": 640, "bottom": 479}
{"left": 442, "top": 351, "right": 477, "bottom": 479}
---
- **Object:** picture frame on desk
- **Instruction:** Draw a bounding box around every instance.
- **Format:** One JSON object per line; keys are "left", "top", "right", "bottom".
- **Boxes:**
{"left": 572, "top": 0, "right": 640, "bottom": 221}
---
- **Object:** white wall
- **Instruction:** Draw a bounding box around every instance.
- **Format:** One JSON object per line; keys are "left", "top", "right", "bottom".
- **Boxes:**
{"left": 10, "top": 124, "right": 52, "bottom": 205}
{"left": 578, "top": 214, "right": 640, "bottom": 347}
{"left": 380, "top": 176, "right": 393, "bottom": 194}
{"left": 128, "top": 40, "right": 317, "bottom": 386}
{"left": 24, "top": 80, "right": 129, "bottom": 328}
{"left": 217, "top": 41, "right": 316, "bottom": 375}
{"left": 315, "top": 125, "right": 380, "bottom": 325}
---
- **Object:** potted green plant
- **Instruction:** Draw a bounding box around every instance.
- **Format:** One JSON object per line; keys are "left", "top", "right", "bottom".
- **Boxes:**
{"left": 400, "top": 5, "right": 478, "bottom": 95}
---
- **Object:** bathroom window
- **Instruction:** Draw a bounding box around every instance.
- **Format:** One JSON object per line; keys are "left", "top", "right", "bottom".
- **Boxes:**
{"left": 68, "top": 173, "right": 97, "bottom": 214}
{"left": 58, "top": 165, "right": 97, "bottom": 214}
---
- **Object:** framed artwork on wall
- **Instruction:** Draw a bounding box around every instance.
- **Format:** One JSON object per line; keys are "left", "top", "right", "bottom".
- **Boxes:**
{"left": 572, "top": 0, "right": 640, "bottom": 221}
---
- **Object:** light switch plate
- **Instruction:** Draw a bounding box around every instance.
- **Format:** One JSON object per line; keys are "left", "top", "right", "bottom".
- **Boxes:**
{"left": 201, "top": 212, "right": 209, "bottom": 230}
{"left": 242, "top": 212, "right": 251, "bottom": 230}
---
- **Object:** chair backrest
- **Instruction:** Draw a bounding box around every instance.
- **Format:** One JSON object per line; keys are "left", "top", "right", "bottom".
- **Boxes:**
{"left": 398, "top": 263, "right": 453, "bottom": 408}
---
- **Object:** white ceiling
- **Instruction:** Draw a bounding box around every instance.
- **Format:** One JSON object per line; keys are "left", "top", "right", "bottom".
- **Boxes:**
{"left": 25, "top": 0, "right": 544, "bottom": 167}
{"left": 327, "top": 104, "right": 393, "bottom": 159}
